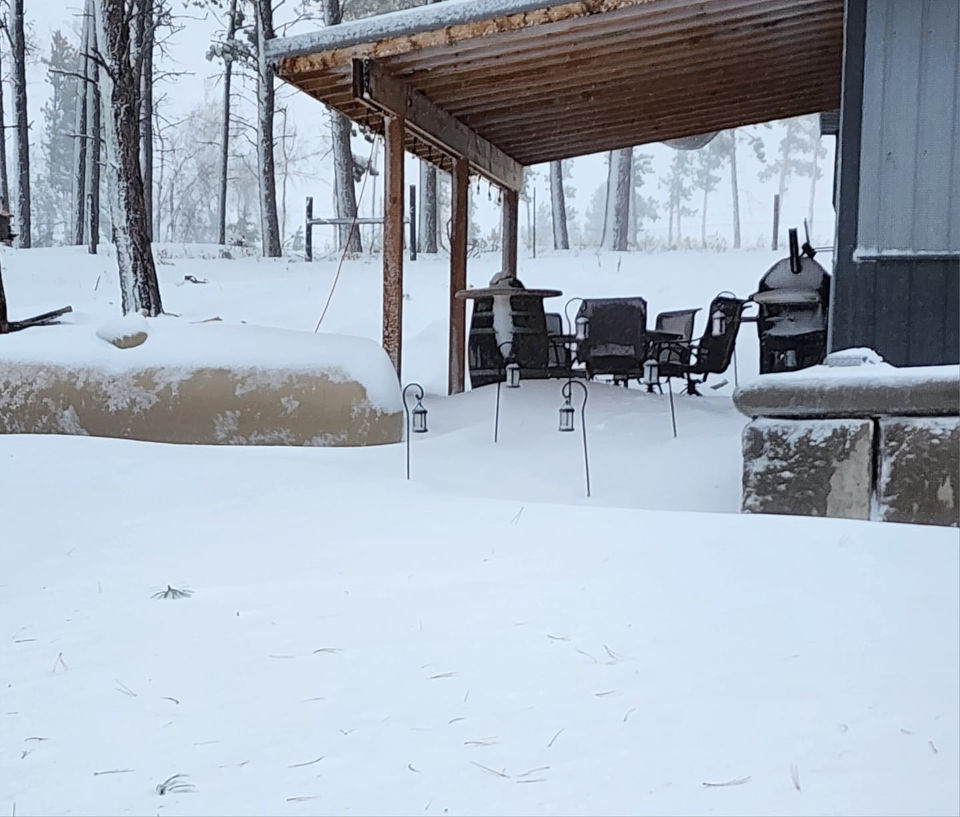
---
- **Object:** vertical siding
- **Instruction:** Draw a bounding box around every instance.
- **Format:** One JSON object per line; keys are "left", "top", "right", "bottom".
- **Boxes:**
{"left": 856, "top": 0, "right": 960, "bottom": 254}
{"left": 831, "top": 0, "right": 960, "bottom": 367}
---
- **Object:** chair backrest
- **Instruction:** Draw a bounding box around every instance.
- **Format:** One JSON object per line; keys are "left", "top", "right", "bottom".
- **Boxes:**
{"left": 576, "top": 297, "right": 648, "bottom": 374}
{"left": 654, "top": 308, "right": 700, "bottom": 341}
{"left": 544, "top": 312, "right": 563, "bottom": 336}
{"left": 691, "top": 294, "right": 745, "bottom": 375}
{"left": 577, "top": 297, "right": 647, "bottom": 352}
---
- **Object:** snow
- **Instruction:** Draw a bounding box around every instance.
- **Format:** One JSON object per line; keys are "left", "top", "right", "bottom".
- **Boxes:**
{"left": 1, "top": 244, "right": 958, "bottom": 816}
{"left": 266, "top": 0, "right": 563, "bottom": 62}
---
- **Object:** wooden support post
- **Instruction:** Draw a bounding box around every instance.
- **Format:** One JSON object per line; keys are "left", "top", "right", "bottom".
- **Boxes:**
{"left": 305, "top": 196, "right": 313, "bottom": 261}
{"left": 382, "top": 112, "right": 405, "bottom": 378}
{"left": 501, "top": 187, "right": 518, "bottom": 277}
{"left": 449, "top": 158, "right": 469, "bottom": 395}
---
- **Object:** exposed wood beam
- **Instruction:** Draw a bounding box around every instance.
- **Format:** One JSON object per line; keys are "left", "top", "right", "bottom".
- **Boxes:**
{"left": 449, "top": 158, "right": 469, "bottom": 395}
{"left": 391, "top": 0, "right": 836, "bottom": 81}
{"left": 352, "top": 58, "right": 523, "bottom": 191}
{"left": 382, "top": 111, "right": 405, "bottom": 377}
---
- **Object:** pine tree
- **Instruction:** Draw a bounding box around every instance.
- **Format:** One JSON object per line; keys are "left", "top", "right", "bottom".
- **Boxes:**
{"left": 38, "top": 31, "right": 80, "bottom": 245}
{"left": 693, "top": 140, "right": 724, "bottom": 248}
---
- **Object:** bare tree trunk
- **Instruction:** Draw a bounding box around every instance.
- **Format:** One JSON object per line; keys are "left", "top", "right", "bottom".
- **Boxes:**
{"left": 139, "top": 0, "right": 155, "bottom": 241}
{"left": 94, "top": 0, "right": 161, "bottom": 315}
{"left": 607, "top": 147, "right": 631, "bottom": 251}
{"left": 729, "top": 129, "right": 741, "bottom": 249}
{"left": 418, "top": 161, "right": 437, "bottom": 253}
{"left": 87, "top": 16, "right": 101, "bottom": 254}
{"left": 72, "top": 2, "right": 92, "bottom": 245}
{"left": 254, "top": 0, "right": 281, "bottom": 257}
{"left": 10, "top": 0, "right": 30, "bottom": 247}
{"left": 322, "top": 0, "right": 361, "bottom": 254}
{"left": 549, "top": 159, "right": 568, "bottom": 250}
{"left": 0, "top": 38, "right": 10, "bottom": 211}
{"left": 217, "top": 0, "right": 237, "bottom": 245}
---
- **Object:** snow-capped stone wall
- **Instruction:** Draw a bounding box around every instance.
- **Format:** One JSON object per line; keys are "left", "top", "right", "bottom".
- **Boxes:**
{"left": 735, "top": 352, "right": 959, "bottom": 527}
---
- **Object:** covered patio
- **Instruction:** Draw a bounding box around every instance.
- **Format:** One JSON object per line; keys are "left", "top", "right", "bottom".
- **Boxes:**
{"left": 265, "top": 0, "right": 843, "bottom": 394}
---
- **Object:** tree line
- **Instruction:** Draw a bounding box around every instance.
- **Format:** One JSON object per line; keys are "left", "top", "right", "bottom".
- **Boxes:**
{"left": 0, "top": 0, "right": 828, "bottom": 317}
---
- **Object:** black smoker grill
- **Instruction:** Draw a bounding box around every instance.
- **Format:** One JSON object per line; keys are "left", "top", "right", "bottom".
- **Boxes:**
{"left": 753, "top": 228, "right": 831, "bottom": 374}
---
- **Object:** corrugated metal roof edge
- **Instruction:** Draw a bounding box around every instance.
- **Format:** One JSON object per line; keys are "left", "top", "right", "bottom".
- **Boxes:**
{"left": 265, "top": 0, "right": 633, "bottom": 63}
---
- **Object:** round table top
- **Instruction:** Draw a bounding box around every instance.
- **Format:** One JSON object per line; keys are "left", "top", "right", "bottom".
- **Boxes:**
{"left": 455, "top": 287, "right": 563, "bottom": 300}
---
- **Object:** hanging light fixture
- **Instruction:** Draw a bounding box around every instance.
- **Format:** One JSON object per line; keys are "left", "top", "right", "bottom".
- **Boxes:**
{"left": 643, "top": 358, "right": 659, "bottom": 387}
{"left": 505, "top": 361, "right": 521, "bottom": 389}
{"left": 557, "top": 380, "right": 591, "bottom": 496}
{"left": 412, "top": 398, "right": 428, "bottom": 433}
{"left": 711, "top": 307, "right": 726, "bottom": 336}
{"left": 558, "top": 396, "right": 575, "bottom": 432}
{"left": 575, "top": 314, "right": 589, "bottom": 341}
{"left": 402, "top": 383, "right": 428, "bottom": 480}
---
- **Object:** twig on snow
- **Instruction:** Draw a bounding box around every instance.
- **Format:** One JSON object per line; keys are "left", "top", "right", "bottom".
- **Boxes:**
{"left": 288, "top": 756, "right": 324, "bottom": 769}
{"left": 790, "top": 763, "right": 801, "bottom": 792}
{"left": 470, "top": 761, "right": 509, "bottom": 778}
{"left": 156, "top": 774, "right": 195, "bottom": 795}
{"left": 546, "top": 729, "right": 564, "bottom": 748}
{"left": 702, "top": 775, "right": 751, "bottom": 788}
{"left": 94, "top": 769, "right": 135, "bottom": 776}
{"left": 929, "top": 740, "right": 939, "bottom": 754}
{"left": 623, "top": 708, "right": 637, "bottom": 722}
{"left": 151, "top": 585, "right": 192, "bottom": 600}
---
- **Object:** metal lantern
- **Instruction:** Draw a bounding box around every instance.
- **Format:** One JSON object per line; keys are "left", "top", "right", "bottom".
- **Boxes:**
{"left": 505, "top": 361, "right": 521, "bottom": 389}
{"left": 642, "top": 357, "right": 659, "bottom": 386}
{"left": 575, "top": 314, "right": 589, "bottom": 341}
{"left": 412, "top": 399, "right": 428, "bottom": 433}
{"left": 402, "top": 382, "right": 428, "bottom": 480}
{"left": 711, "top": 307, "right": 726, "bottom": 336}
{"left": 558, "top": 397, "right": 576, "bottom": 432}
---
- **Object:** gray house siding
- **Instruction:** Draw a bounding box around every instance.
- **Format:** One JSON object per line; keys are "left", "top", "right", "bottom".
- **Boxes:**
{"left": 830, "top": 0, "right": 960, "bottom": 366}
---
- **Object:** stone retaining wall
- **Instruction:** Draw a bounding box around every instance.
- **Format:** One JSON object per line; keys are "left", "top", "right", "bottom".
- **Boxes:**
{"left": 734, "top": 362, "right": 959, "bottom": 527}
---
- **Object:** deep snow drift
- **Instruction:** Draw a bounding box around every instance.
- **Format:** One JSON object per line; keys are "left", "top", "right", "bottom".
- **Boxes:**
{"left": 1, "top": 245, "right": 957, "bottom": 816}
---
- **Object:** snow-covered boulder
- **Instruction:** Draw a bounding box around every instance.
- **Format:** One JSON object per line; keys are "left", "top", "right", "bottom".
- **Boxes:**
{"left": 0, "top": 320, "right": 402, "bottom": 447}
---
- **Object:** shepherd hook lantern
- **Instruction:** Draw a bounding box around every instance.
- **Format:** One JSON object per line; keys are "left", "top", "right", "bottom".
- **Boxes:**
{"left": 711, "top": 308, "right": 726, "bottom": 337}
{"left": 402, "top": 382, "right": 428, "bottom": 480}
{"left": 494, "top": 341, "right": 519, "bottom": 443}
{"left": 564, "top": 297, "right": 588, "bottom": 340}
{"left": 558, "top": 379, "right": 591, "bottom": 497}
{"left": 642, "top": 358, "right": 659, "bottom": 387}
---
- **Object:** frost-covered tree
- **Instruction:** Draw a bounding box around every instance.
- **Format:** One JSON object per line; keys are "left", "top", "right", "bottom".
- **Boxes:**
{"left": 2, "top": 0, "right": 31, "bottom": 247}
{"left": 93, "top": 0, "right": 162, "bottom": 315}
{"left": 601, "top": 148, "right": 631, "bottom": 251}
{"left": 628, "top": 150, "right": 657, "bottom": 247}
{"left": 759, "top": 117, "right": 808, "bottom": 242}
{"left": 0, "top": 37, "right": 8, "bottom": 211}
{"left": 253, "top": 0, "right": 281, "bottom": 256}
{"left": 660, "top": 150, "right": 696, "bottom": 247}
{"left": 693, "top": 140, "right": 724, "bottom": 248}
{"left": 549, "top": 159, "right": 568, "bottom": 250}
{"left": 36, "top": 31, "right": 79, "bottom": 245}
{"left": 322, "top": 0, "right": 361, "bottom": 253}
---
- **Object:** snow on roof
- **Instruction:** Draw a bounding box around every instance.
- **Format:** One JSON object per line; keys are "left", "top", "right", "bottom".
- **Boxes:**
{"left": 265, "top": 0, "right": 565, "bottom": 62}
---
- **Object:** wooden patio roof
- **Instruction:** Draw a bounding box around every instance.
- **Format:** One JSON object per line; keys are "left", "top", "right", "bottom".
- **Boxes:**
{"left": 266, "top": 0, "right": 843, "bottom": 189}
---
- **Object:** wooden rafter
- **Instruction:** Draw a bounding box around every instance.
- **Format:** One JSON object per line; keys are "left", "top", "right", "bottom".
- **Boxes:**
{"left": 352, "top": 59, "right": 523, "bottom": 191}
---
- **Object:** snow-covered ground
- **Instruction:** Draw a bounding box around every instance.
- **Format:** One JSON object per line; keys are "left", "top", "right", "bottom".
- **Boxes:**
{"left": 2, "top": 245, "right": 958, "bottom": 815}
